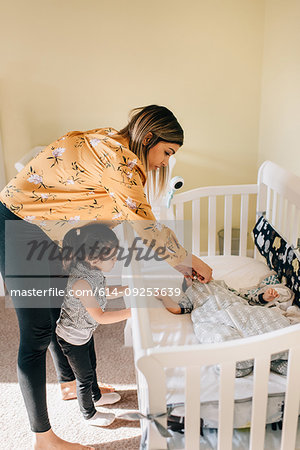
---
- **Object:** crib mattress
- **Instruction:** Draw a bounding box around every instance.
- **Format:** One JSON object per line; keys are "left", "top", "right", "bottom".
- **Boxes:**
{"left": 140, "top": 256, "right": 295, "bottom": 428}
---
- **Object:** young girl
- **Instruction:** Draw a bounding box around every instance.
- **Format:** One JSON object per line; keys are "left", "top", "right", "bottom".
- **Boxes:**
{"left": 156, "top": 275, "right": 294, "bottom": 377}
{"left": 56, "top": 223, "right": 131, "bottom": 427}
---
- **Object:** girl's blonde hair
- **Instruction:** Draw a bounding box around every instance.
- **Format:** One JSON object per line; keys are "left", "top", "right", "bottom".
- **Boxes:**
{"left": 118, "top": 105, "right": 184, "bottom": 198}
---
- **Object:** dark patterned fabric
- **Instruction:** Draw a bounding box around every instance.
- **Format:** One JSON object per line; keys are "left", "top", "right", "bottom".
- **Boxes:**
{"left": 253, "top": 216, "right": 300, "bottom": 306}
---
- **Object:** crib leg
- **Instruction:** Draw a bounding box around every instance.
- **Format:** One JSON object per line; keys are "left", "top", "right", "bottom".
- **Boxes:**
{"left": 124, "top": 318, "right": 133, "bottom": 347}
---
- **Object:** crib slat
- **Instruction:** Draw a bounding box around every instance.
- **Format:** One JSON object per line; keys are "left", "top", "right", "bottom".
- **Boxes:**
{"left": 176, "top": 202, "right": 184, "bottom": 221}
{"left": 192, "top": 199, "right": 201, "bottom": 256}
{"left": 286, "top": 202, "right": 295, "bottom": 244}
{"left": 218, "top": 362, "right": 235, "bottom": 450}
{"left": 249, "top": 356, "right": 270, "bottom": 450}
{"left": 283, "top": 200, "right": 290, "bottom": 241}
{"left": 239, "top": 194, "right": 249, "bottom": 257}
{"left": 208, "top": 196, "right": 216, "bottom": 256}
{"left": 266, "top": 186, "right": 272, "bottom": 221}
{"left": 277, "top": 194, "right": 284, "bottom": 233}
{"left": 185, "top": 366, "right": 201, "bottom": 450}
{"left": 175, "top": 202, "right": 184, "bottom": 246}
{"left": 281, "top": 347, "right": 300, "bottom": 450}
{"left": 272, "top": 191, "right": 277, "bottom": 227}
{"left": 224, "top": 195, "right": 233, "bottom": 256}
{"left": 291, "top": 207, "right": 300, "bottom": 248}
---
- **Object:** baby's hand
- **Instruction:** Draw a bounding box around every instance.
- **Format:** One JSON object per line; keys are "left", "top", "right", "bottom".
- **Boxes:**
{"left": 263, "top": 288, "right": 279, "bottom": 302}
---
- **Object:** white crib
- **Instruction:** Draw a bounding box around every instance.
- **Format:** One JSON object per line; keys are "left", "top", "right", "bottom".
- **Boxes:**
{"left": 122, "top": 161, "right": 300, "bottom": 450}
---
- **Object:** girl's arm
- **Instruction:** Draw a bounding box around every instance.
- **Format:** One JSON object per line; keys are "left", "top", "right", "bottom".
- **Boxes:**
{"left": 106, "top": 285, "right": 128, "bottom": 299}
{"left": 72, "top": 279, "right": 131, "bottom": 324}
{"left": 155, "top": 293, "right": 182, "bottom": 314}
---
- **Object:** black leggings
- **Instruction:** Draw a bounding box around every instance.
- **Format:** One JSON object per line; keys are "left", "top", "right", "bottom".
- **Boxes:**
{"left": 57, "top": 335, "right": 101, "bottom": 420}
{"left": 0, "top": 202, "right": 75, "bottom": 432}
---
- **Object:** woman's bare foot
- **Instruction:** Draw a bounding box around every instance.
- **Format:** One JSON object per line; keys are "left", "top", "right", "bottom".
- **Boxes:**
{"left": 33, "top": 428, "right": 94, "bottom": 449}
{"left": 61, "top": 380, "right": 114, "bottom": 401}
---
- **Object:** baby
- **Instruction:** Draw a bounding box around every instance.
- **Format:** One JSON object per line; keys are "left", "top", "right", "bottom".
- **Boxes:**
{"left": 156, "top": 274, "right": 294, "bottom": 377}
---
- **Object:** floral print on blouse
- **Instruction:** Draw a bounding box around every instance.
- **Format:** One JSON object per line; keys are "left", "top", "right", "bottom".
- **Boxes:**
{"left": 0, "top": 128, "right": 187, "bottom": 266}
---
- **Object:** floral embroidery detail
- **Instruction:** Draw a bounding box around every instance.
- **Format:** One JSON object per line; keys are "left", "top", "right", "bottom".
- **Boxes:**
{"left": 24, "top": 215, "right": 36, "bottom": 222}
{"left": 112, "top": 212, "right": 122, "bottom": 220}
{"left": 74, "top": 137, "right": 86, "bottom": 148}
{"left": 27, "top": 167, "right": 54, "bottom": 189}
{"left": 127, "top": 158, "right": 137, "bottom": 170}
{"left": 115, "top": 156, "right": 138, "bottom": 186}
{"left": 28, "top": 174, "right": 43, "bottom": 185}
{"left": 69, "top": 215, "right": 80, "bottom": 224}
{"left": 71, "top": 161, "right": 85, "bottom": 176}
{"left": 125, "top": 197, "right": 137, "bottom": 209}
{"left": 78, "top": 199, "right": 103, "bottom": 210}
{"left": 9, "top": 204, "right": 23, "bottom": 214}
{"left": 47, "top": 147, "right": 65, "bottom": 167}
{"left": 124, "top": 197, "right": 147, "bottom": 216}
{"left": 145, "top": 222, "right": 163, "bottom": 232}
{"left": 30, "top": 191, "right": 56, "bottom": 203}
{"left": 59, "top": 176, "right": 83, "bottom": 185}
{"left": 98, "top": 152, "right": 114, "bottom": 170}
{"left": 3, "top": 185, "right": 21, "bottom": 198}
{"left": 89, "top": 138, "right": 101, "bottom": 149}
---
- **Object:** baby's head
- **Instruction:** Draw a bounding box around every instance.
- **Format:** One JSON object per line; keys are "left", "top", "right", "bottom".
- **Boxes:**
{"left": 62, "top": 223, "right": 119, "bottom": 272}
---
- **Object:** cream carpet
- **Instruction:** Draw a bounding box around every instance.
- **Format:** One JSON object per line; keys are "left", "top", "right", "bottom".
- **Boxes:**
{"left": 0, "top": 297, "right": 141, "bottom": 449}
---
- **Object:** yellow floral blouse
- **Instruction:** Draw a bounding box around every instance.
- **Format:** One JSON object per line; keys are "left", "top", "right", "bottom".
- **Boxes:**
{"left": 0, "top": 128, "right": 187, "bottom": 266}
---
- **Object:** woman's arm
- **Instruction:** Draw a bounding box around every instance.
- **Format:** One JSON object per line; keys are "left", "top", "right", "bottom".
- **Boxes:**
{"left": 101, "top": 150, "right": 213, "bottom": 283}
{"left": 72, "top": 280, "right": 131, "bottom": 324}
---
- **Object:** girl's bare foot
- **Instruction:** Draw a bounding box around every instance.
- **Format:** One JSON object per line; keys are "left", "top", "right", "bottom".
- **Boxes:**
{"left": 60, "top": 380, "right": 77, "bottom": 401}
{"left": 61, "top": 380, "right": 114, "bottom": 401}
{"left": 33, "top": 428, "right": 94, "bottom": 449}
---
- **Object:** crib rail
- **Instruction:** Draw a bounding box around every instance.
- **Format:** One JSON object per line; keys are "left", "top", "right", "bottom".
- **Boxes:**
{"left": 125, "top": 161, "right": 300, "bottom": 449}
{"left": 136, "top": 324, "right": 300, "bottom": 450}
{"left": 172, "top": 184, "right": 258, "bottom": 257}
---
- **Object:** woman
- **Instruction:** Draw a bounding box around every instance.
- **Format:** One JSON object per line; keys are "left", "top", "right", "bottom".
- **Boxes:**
{"left": 0, "top": 105, "right": 212, "bottom": 449}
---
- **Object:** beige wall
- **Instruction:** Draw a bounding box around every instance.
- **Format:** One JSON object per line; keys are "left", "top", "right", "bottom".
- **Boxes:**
{"left": 259, "top": 0, "right": 300, "bottom": 176}
{"left": 0, "top": 0, "right": 264, "bottom": 188}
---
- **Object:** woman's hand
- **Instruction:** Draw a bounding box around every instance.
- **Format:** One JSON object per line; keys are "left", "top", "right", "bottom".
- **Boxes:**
{"left": 174, "top": 254, "right": 213, "bottom": 284}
